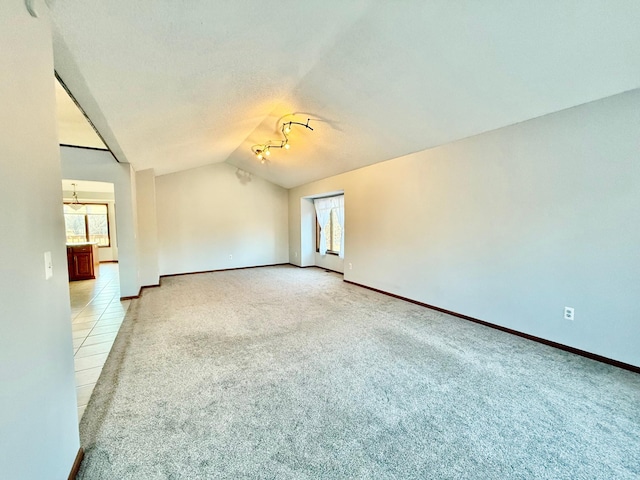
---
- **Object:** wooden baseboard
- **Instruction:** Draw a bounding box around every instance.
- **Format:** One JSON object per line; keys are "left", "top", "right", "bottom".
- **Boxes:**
{"left": 120, "top": 287, "right": 141, "bottom": 301}
{"left": 317, "top": 266, "right": 343, "bottom": 275}
{"left": 99, "top": 260, "right": 118, "bottom": 263}
{"left": 160, "top": 263, "right": 289, "bottom": 279}
{"left": 288, "top": 263, "right": 344, "bottom": 275}
{"left": 118, "top": 282, "right": 161, "bottom": 301}
{"left": 68, "top": 447, "right": 84, "bottom": 480}
{"left": 344, "top": 279, "right": 640, "bottom": 375}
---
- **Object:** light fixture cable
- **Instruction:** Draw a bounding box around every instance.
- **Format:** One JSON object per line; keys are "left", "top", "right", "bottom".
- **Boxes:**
{"left": 251, "top": 117, "right": 313, "bottom": 163}
{"left": 69, "top": 183, "right": 83, "bottom": 211}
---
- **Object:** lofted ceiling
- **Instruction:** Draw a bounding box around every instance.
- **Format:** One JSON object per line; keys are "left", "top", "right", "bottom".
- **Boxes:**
{"left": 49, "top": 1, "right": 640, "bottom": 188}
{"left": 55, "top": 78, "right": 106, "bottom": 149}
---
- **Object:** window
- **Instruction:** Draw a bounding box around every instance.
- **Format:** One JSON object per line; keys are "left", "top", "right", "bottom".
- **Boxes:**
{"left": 316, "top": 208, "right": 342, "bottom": 255}
{"left": 64, "top": 203, "right": 110, "bottom": 247}
{"left": 315, "top": 196, "right": 343, "bottom": 255}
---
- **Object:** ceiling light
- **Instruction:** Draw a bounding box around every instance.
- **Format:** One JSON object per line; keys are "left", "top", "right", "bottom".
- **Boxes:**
{"left": 251, "top": 117, "right": 313, "bottom": 162}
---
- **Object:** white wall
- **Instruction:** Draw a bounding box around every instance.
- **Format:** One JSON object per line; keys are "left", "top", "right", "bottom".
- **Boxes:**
{"left": 60, "top": 147, "right": 141, "bottom": 297}
{"left": 156, "top": 163, "right": 288, "bottom": 275}
{"left": 315, "top": 252, "right": 344, "bottom": 273}
{"left": 62, "top": 189, "right": 118, "bottom": 262}
{"left": 0, "top": 2, "right": 80, "bottom": 478}
{"left": 136, "top": 169, "right": 160, "bottom": 286}
{"left": 289, "top": 89, "right": 640, "bottom": 368}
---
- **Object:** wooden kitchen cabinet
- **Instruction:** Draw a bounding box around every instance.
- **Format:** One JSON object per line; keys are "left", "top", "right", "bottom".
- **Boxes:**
{"left": 67, "top": 243, "right": 99, "bottom": 281}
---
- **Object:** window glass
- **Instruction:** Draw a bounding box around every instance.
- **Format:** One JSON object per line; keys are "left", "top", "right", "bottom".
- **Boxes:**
{"left": 64, "top": 213, "right": 87, "bottom": 244}
{"left": 64, "top": 203, "right": 110, "bottom": 246}
{"left": 319, "top": 207, "right": 342, "bottom": 253}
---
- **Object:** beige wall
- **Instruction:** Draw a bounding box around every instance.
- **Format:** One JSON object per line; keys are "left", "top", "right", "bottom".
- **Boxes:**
{"left": 289, "top": 89, "right": 640, "bottom": 367}
{"left": 136, "top": 169, "right": 160, "bottom": 286}
{"left": 156, "top": 162, "right": 289, "bottom": 276}
{"left": 0, "top": 2, "right": 80, "bottom": 477}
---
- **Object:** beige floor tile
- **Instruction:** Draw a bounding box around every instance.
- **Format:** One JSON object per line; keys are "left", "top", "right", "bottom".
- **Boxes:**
{"left": 72, "top": 328, "right": 93, "bottom": 339}
{"left": 73, "top": 314, "right": 101, "bottom": 324}
{"left": 82, "top": 332, "right": 118, "bottom": 347}
{"left": 72, "top": 320, "right": 99, "bottom": 331}
{"left": 75, "top": 366, "right": 103, "bottom": 387}
{"left": 76, "top": 383, "right": 96, "bottom": 406}
{"left": 87, "top": 300, "right": 112, "bottom": 307}
{"left": 77, "top": 308, "right": 107, "bottom": 318}
{"left": 96, "top": 317, "right": 124, "bottom": 327}
{"left": 72, "top": 337, "right": 86, "bottom": 349}
{"left": 98, "top": 312, "right": 125, "bottom": 322}
{"left": 74, "top": 352, "right": 109, "bottom": 372}
{"left": 75, "top": 340, "right": 114, "bottom": 358}
{"left": 90, "top": 323, "right": 121, "bottom": 335}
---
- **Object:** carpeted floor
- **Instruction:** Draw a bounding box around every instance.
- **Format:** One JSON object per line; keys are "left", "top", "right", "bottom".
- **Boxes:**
{"left": 78, "top": 265, "right": 640, "bottom": 479}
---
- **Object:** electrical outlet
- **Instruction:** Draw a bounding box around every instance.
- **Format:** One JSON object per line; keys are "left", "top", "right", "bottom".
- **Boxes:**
{"left": 349, "top": 262, "right": 353, "bottom": 270}
{"left": 564, "top": 307, "right": 574, "bottom": 321}
{"left": 229, "top": 254, "right": 233, "bottom": 260}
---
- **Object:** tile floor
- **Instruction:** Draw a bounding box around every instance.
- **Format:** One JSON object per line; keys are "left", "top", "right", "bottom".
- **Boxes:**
{"left": 70, "top": 263, "right": 130, "bottom": 421}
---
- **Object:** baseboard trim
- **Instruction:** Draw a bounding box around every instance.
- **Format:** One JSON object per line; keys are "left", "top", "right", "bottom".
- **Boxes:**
{"left": 119, "top": 282, "right": 162, "bottom": 301}
{"left": 120, "top": 287, "right": 141, "bottom": 301}
{"left": 68, "top": 447, "right": 84, "bottom": 480}
{"left": 99, "top": 260, "right": 118, "bottom": 264}
{"left": 160, "top": 263, "right": 289, "bottom": 279}
{"left": 288, "top": 263, "right": 344, "bottom": 275}
{"left": 344, "top": 280, "right": 640, "bottom": 374}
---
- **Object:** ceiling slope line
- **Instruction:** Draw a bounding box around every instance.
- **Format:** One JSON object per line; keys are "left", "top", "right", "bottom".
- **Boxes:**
{"left": 55, "top": 71, "right": 120, "bottom": 163}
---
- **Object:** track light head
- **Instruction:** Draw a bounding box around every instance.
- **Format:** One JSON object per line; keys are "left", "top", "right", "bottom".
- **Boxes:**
{"left": 251, "top": 116, "right": 313, "bottom": 163}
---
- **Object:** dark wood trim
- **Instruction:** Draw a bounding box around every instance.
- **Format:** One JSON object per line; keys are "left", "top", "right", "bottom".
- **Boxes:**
{"left": 99, "top": 260, "right": 119, "bottom": 263}
{"left": 318, "top": 266, "right": 343, "bottom": 275}
{"left": 160, "top": 263, "right": 289, "bottom": 279}
{"left": 68, "top": 447, "right": 84, "bottom": 480}
{"left": 120, "top": 287, "right": 141, "bottom": 301}
{"left": 288, "top": 263, "right": 343, "bottom": 275}
{"left": 119, "top": 282, "right": 161, "bottom": 301}
{"left": 59, "top": 143, "right": 109, "bottom": 152}
{"left": 344, "top": 280, "right": 640, "bottom": 375}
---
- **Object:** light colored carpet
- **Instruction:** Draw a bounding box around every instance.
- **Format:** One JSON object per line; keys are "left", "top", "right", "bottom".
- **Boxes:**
{"left": 78, "top": 265, "right": 640, "bottom": 479}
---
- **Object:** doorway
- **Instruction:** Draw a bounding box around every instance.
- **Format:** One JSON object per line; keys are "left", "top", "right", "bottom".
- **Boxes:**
{"left": 62, "top": 179, "right": 129, "bottom": 421}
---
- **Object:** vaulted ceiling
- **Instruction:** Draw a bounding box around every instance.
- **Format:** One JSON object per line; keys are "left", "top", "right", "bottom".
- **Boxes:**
{"left": 49, "top": 1, "right": 640, "bottom": 188}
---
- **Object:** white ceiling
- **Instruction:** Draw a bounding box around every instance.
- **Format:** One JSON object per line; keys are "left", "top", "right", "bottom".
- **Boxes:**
{"left": 61, "top": 179, "right": 114, "bottom": 193}
{"left": 49, "top": 1, "right": 640, "bottom": 188}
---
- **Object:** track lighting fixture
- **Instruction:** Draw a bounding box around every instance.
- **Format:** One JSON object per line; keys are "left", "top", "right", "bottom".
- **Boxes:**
{"left": 251, "top": 117, "right": 313, "bottom": 162}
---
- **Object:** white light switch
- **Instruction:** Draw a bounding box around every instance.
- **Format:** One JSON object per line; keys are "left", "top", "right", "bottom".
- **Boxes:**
{"left": 44, "top": 251, "right": 53, "bottom": 279}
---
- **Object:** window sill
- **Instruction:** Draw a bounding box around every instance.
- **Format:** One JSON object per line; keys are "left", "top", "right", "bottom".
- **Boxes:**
{"left": 316, "top": 250, "right": 340, "bottom": 256}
